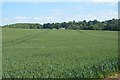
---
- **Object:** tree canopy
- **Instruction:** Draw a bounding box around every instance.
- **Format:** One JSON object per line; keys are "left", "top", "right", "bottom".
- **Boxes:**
{"left": 2, "top": 18, "right": 119, "bottom": 31}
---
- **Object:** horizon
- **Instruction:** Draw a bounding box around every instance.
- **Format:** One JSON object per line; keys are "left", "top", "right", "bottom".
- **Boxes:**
{"left": 1, "top": 2, "right": 118, "bottom": 26}
{"left": 1, "top": 18, "right": 118, "bottom": 26}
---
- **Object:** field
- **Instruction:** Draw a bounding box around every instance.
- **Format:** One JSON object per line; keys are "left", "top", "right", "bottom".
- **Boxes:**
{"left": 2, "top": 28, "right": 118, "bottom": 78}
{"left": 0, "top": 28, "right": 2, "bottom": 79}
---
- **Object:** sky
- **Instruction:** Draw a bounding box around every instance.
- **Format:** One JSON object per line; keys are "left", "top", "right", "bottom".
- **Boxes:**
{"left": 1, "top": 0, "right": 119, "bottom": 26}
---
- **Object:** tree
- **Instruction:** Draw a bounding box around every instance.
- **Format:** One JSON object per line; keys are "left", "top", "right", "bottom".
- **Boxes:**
{"left": 2, "top": 18, "right": 119, "bottom": 31}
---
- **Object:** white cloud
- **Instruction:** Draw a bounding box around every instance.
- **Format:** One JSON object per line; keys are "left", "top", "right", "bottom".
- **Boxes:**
{"left": 2, "top": 8, "right": 118, "bottom": 26}
{"left": 78, "top": 9, "right": 118, "bottom": 21}
{"left": 34, "top": 17, "right": 40, "bottom": 20}
{"left": 61, "top": 9, "right": 118, "bottom": 22}
{"left": 54, "top": 12, "right": 64, "bottom": 16}
{"left": 13, "top": 16, "right": 29, "bottom": 24}
{"left": 14, "top": 16, "right": 27, "bottom": 19}
{"left": 34, "top": 16, "right": 54, "bottom": 20}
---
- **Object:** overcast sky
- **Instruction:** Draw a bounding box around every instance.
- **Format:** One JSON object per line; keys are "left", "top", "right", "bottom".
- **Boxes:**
{"left": 1, "top": 0, "right": 119, "bottom": 25}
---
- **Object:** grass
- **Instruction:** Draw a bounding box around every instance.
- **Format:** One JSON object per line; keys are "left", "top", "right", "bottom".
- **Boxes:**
{"left": 0, "top": 28, "right": 2, "bottom": 79}
{"left": 2, "top": 28, "right": 118, "bottom": 78}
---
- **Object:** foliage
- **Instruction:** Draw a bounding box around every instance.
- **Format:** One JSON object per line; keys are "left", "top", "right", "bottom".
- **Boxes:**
{"left": 2, "top": 18, "right": 119, "bottom": 31}
{"left": 3, "top": 23, "right": 43, "bottom": 29}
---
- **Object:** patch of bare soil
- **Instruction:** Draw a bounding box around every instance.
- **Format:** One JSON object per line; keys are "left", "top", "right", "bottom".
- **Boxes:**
{"left": 102, "top": 73, "right": 120, "bottom": 80}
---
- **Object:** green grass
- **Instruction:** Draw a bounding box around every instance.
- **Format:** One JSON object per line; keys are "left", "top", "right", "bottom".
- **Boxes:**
{"left": 0, "top": 28, "right": 2, "bottom": 79}
{"left": 2, "top": 28, "right": 118, "bottom": 78}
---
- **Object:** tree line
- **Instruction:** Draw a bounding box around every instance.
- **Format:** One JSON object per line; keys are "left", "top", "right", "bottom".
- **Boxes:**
{"left": 2, "top": 18, "right": 120, "bottom": 31}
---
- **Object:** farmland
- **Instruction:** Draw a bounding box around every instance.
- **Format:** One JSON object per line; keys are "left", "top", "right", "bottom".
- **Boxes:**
{"left": 2, "top": 28, "right": 118, "bottom": 78}
{"left": 0, "top": 28, "right": 2, "bottom": 79}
